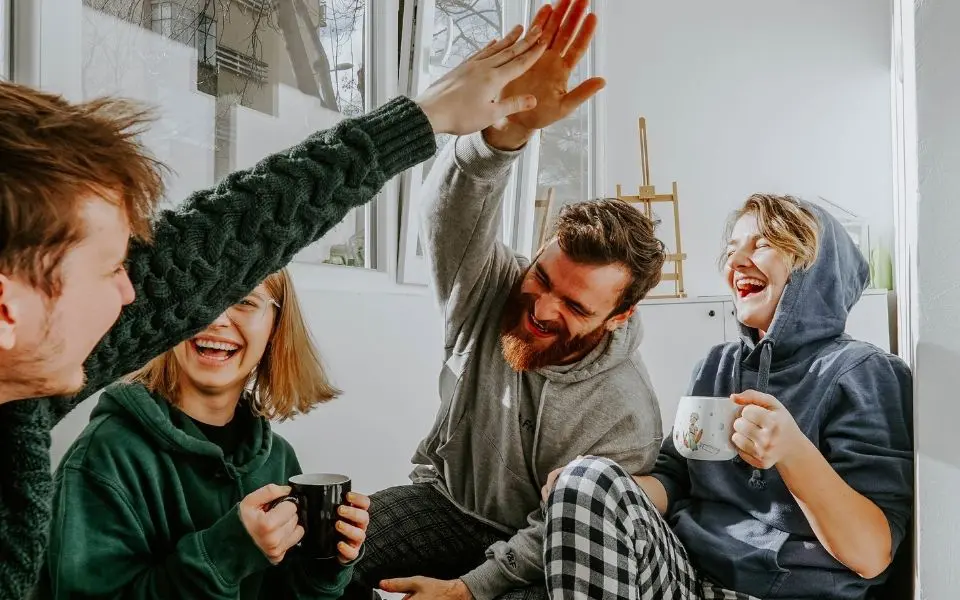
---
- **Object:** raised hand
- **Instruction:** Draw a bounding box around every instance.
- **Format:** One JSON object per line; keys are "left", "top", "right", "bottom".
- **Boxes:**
{"left": 484, "top": 0, "right": 606, "bottom": 150}
{"left": 414, "top": 18, "right": 548, "bottom": 136}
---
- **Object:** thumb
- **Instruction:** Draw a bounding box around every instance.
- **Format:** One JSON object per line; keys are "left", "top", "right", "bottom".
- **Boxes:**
{"left": 243, "top": 484, "right": 292, "bottom": 509}
{"left": 380, "top": 576, "right": 422, "bottom": 593}
{"left": 492, "top": 94, "right": 537, "bottom": 120}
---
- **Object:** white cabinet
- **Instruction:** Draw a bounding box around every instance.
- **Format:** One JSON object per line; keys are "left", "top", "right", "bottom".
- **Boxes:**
{"left": 636, "top": 290, "right": 892, "bottom": 434}
{"left": 637, "top": 302, "right": 726, "bottom": 434}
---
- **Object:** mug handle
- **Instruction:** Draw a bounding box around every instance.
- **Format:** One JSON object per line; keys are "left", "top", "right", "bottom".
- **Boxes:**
{"left": 266, "top": 495, "right": 300, "bottom": 512}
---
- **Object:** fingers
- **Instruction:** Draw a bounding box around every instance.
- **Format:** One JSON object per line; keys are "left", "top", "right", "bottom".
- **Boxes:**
{"left": 345, "top": 491, "right": 371, "bottom": 511}
{"left": 337, "top": 519, "right": 367, "bottom": 546}
{"left": 338, "top": 539, "right": 362, "bottom": 563}
{"left": 553, "top": 0, "right": 590, "bottom": 54}
{"left": 740, "top": 404, "right": 773, "bottom": 428}
{"left": 487, "top": 24, "right": 544, "bottom": 68}
{"left": 560, "top": 77, "right": 606, "bottom": 116}
{"left": 737, "top": 448, "right": 766, "bottom": 470}
{"left": 731, "top": 431, "right": 761, "bottom": 458}
{"left": 542, "top": 0, "right": 573, "bottom": 47}
{"left": 258, "top": 511, "right": 300, "bottom": 563}
{"left": 338, "top": 504, "right": 370, "bottom": 530}
{"left": 243, "top": 484, "right": 291, "bottom": 509}
{"left": 470, "top": 25, "right": 522, "bottom": 62}
{"left": 380, "top": 577, "right": 422, "bottom": 593}
{"left": 262, "top": 497, "right": 298, "bottom": 530}
{"left": 562, "top": 12, "right": 597, "bottom": 66}
{"left": 497, "top": 36, "right": 549, "bottom": 84}
{"left": 732, "top": 390, "right": 779, "bottom": 409}
{"left": 530, "top": 4, "right": 554, "bottom": 34}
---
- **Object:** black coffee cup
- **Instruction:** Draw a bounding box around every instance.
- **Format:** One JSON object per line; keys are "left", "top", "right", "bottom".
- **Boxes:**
{"left": 270, "top": 473, "right": 351, "bottom": 560}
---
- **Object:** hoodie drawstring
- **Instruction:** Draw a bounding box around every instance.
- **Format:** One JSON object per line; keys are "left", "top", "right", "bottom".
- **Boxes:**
{"left": 746, "top": 341, "right": 775, "bottom": 490}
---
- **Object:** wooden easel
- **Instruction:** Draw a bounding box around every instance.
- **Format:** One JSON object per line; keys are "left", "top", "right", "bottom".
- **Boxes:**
{"left": 615, "top": 117, "right": 687, "bottom": 299}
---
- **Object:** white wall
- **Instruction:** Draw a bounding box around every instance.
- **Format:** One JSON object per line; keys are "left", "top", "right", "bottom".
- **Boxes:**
{"left": 598, "top": 0, "right": 894, "bottom": 297}
{"left": 914, "top": 0, "right": 960, "bottom": 597}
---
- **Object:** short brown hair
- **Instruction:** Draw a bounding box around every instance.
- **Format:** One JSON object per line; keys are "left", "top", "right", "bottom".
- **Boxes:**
{"left": 553, "top": 198, "right": 666, "bottom": 314}
{"left": 724, "top": 194, "right": 820, "bottom": 270}
{"left": 129, "top": 268, "right": 340, "bottom": 421}
{"left": 0, "top": 82, "right": 165, "bottom": 295}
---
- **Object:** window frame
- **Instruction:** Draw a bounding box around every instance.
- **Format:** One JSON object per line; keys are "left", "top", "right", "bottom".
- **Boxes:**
{"left": 0, "top": 0, "right": 11, "bottom": 80}
{"left": 396, "top": 0, "right": 536, "bottom": 286}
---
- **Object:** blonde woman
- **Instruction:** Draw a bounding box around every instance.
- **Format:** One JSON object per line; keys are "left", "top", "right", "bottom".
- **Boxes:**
{"left": 39, "top": 268, "right": 369, "bottom": 600}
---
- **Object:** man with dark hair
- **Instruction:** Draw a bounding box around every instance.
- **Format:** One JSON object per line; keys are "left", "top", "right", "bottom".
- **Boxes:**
{"left": 345, "top": 2, "right": 667, "bottom": 599}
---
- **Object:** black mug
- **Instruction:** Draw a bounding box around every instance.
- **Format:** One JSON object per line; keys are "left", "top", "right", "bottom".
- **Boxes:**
{"left": 270, "top": 473, "right": 351, "bottom": 560}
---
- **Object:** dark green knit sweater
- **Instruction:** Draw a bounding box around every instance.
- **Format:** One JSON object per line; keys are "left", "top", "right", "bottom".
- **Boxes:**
{"left": 0, "top": 96, "right": 436, "bottom": 599}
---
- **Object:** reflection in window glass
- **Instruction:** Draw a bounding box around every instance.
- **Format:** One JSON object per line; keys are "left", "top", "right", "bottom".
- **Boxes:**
{"left": 409, "top": 0, "right": 505, "bottom": 257}
{"left": 80, "top": 0, "right": 373, "bottom": 268}
{"left": 532, "top": 60, "right": 591, "bottom": 255}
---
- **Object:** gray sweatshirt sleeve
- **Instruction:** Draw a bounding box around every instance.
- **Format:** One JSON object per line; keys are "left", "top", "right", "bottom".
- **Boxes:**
{"left": 419, "top": 133, "right": 523, "bottom": 346}
{"left": 461, "top": 509, "right": 545, "bottom": 600}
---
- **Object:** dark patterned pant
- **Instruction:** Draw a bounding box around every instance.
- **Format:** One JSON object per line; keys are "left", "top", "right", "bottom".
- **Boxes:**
{"left": 543, "top": 457, "right": 757, "bottom": 600}
{"left": 342, "top": 483, "right": 547, "bottom": 600}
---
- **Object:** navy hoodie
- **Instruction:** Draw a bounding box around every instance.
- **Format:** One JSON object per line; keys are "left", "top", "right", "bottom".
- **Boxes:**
{"left": 652, "top": 204, "right": 913, "bottom": 599}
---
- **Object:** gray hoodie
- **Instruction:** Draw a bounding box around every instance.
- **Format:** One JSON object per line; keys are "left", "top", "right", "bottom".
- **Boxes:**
{"left": 653, "top": 203, "right": 913, "bottom": 599}
{"left": 411, "top": 133, "right": 663, "bottom": 599}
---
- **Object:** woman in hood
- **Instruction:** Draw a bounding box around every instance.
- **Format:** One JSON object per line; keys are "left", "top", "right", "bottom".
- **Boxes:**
{"left": 39, "top": 268, "right": 369, "bottom": 599}
{"left": 541, "top": 194, "right": 913, "bottom": 600}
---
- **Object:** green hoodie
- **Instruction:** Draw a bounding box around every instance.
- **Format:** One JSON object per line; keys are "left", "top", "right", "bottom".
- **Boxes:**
{"left": 37, "top": 383, "right": 351, "bottom": 599}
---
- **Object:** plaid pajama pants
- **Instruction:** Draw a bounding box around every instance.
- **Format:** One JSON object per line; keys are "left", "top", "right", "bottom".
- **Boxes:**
{"left": 543, "top": 457, "right": 758, "bottom": 600}
{"left": 342, "top": 483, "right": 547, "bottom": 600}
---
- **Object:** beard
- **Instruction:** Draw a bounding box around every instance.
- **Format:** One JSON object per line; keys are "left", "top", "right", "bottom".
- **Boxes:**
{"left": 499, "top": 276, "right": 608, "bottom": 372}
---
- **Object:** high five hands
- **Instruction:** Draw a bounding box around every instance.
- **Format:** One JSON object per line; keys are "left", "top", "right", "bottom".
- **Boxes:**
{"left": 415, "top": 0, "right": 604, "bottom": 149}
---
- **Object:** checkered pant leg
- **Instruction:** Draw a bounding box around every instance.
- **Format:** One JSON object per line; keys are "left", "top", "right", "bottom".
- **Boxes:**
{"left": 543, "top": 457, "right": 756, "bottom": 600}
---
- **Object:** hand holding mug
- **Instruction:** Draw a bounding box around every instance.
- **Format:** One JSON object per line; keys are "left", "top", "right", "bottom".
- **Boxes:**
{"left": 239, "top": 484, "right": 304, "bottom": 564}
{"left": 335, "top": 491, "right": 370, "bottom": 564}
{"left": 731, "top": 390, "right": 806, "bottom": 469}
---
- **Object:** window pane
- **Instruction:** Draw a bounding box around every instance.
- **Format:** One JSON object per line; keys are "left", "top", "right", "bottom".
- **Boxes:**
{"left": 81, "top": 0, "right": 374, "bottom": 268}
{"left": 0, "top": 0, "right": 10, "bottom": 80}
{"left": 411, "top": 0, "right": 505, "bottom": 258}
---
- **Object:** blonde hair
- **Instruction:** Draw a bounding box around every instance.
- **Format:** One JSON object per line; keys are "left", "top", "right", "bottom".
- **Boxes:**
{"left": 128, "top": 268, "right": 340, "bottom": 421}
{"left": 723, "top": 194, "right": 820, "bottom": 271}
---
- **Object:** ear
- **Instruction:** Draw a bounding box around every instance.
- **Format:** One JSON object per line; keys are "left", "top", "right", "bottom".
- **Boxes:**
{"left": 604, "top": 305, "right": 635, "bottom": 331}
{"left": 0, "top": 275, "right": 17, "bottom": 351}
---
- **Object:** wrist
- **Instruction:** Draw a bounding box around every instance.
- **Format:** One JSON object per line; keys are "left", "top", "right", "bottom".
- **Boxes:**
{"left": 415, "top": 98, "right": 445, "bottom": 134}
{"left": 454, "top": 579, "right": 474, "bottom": 600}
{"left": 482, "top": 122, "right": 533, "bottom": 151}
{"left": 776, "top": 433, "right": 818, "bottom": 474}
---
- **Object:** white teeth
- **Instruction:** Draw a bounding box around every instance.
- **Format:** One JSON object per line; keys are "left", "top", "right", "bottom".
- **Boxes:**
{"left": 194, "top": 339, "right": 240, "bottom": 351}
{"left": 735, "top": 277, "right": 766, "bottom": 290}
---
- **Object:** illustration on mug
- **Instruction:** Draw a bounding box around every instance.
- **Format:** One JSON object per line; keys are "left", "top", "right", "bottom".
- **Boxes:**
{"left": 679, "top": 412, "right": 704, "bottom": 451}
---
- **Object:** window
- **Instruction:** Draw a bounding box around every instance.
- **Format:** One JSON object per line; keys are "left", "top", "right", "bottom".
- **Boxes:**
{"left": 150, "top": 1, "right": 175, "bottom": 38}
{"left": 397, "top": 0, "right": 533, "bottom": 284}
{"left": 528, "top": 57, "right": 596, "bottom": 256}
{"left": 0, "top": 0, "right": 10, "bottom": 80}
{"left": 196, "top": 13, "right": 216, "bottom": 65}
{"left": 75, "top": 0, "right": 378, "bottom": 270}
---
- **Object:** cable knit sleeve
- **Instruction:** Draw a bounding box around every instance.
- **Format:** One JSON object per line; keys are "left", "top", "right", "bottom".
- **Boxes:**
{"left": 51, "top": 96, "right": 436, "bottom": 422}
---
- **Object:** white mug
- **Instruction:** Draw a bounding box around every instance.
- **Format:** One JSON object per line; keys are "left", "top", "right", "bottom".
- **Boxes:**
{"left": 672, "top": 396, "right": 740, "bottom": 461}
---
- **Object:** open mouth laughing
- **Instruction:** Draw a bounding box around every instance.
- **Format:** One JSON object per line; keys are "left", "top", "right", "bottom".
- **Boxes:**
{"left": 190, "top": 336, "right": 243, "bottom": 365}
{"left": 735, "top": 276, "right": 767, "bottom": 299}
